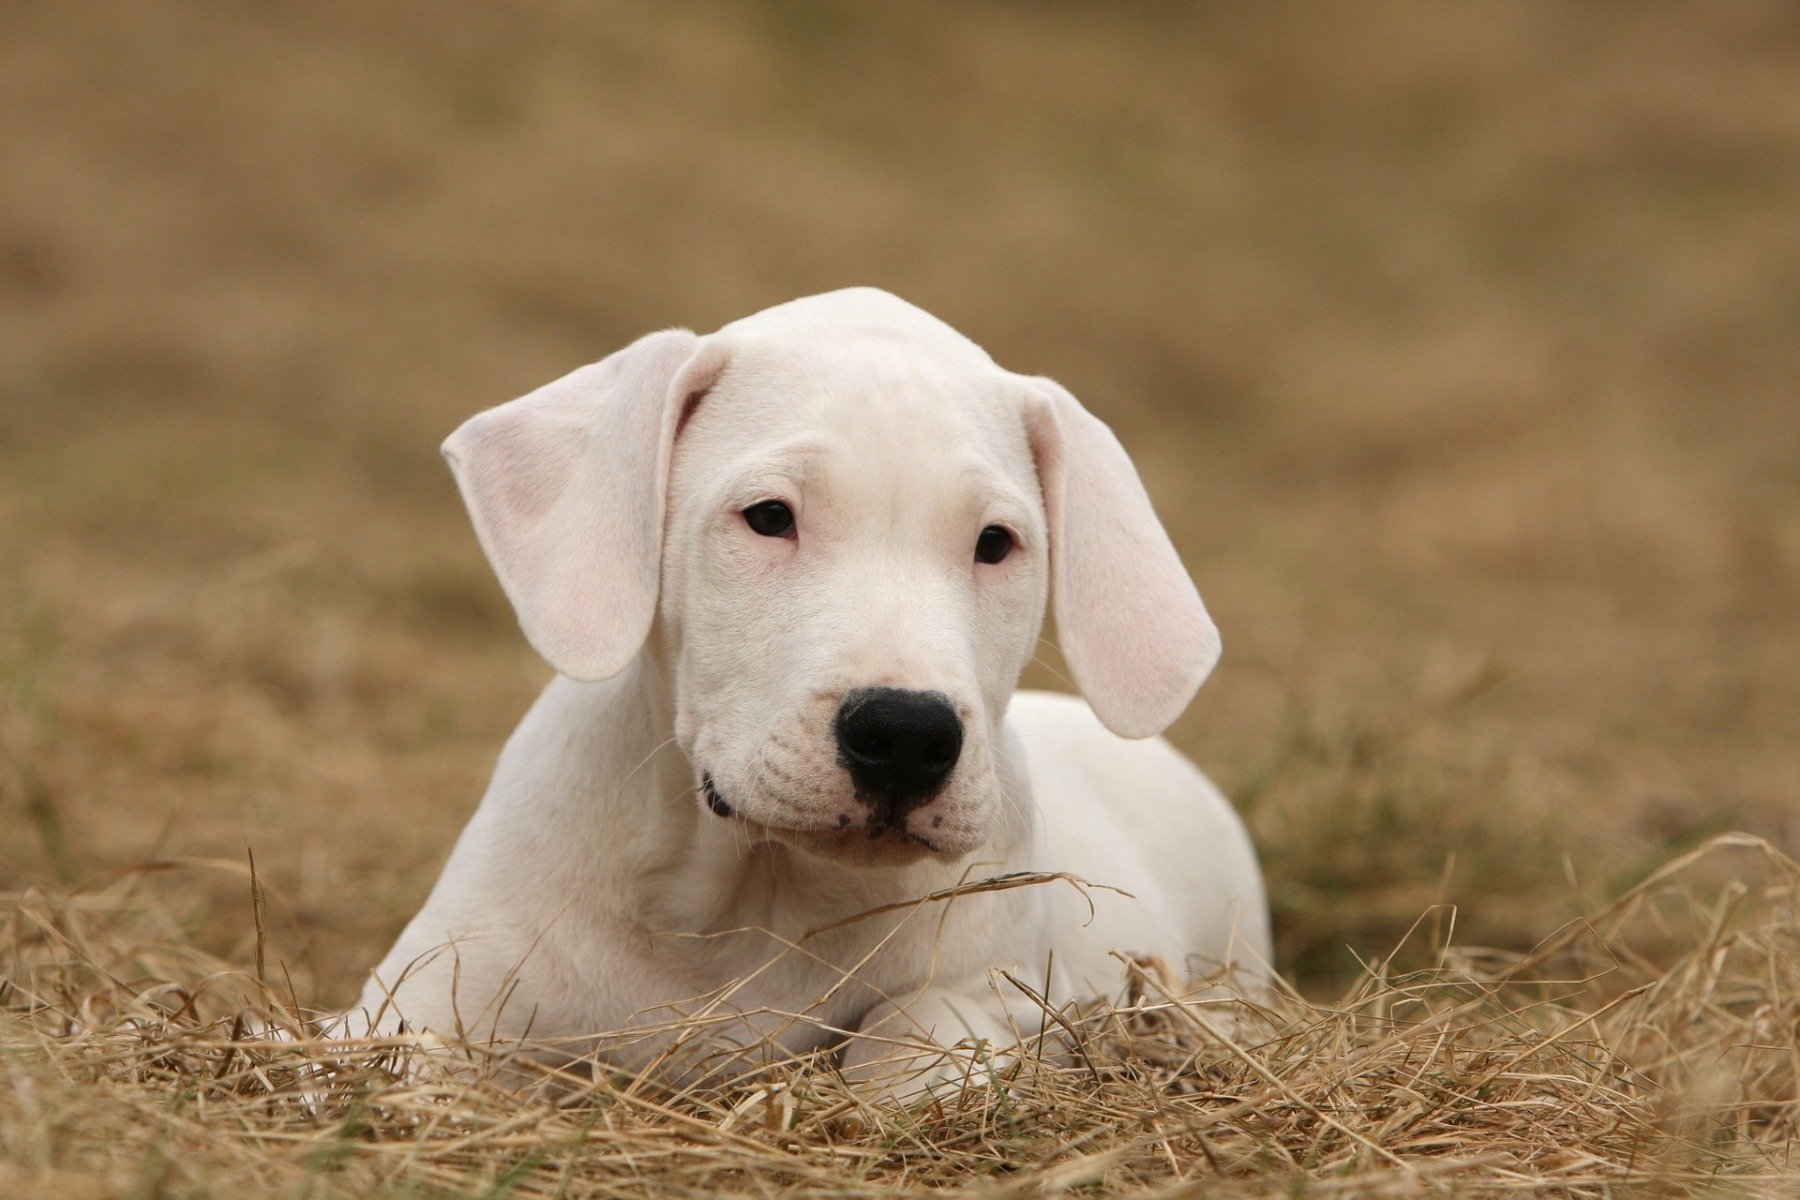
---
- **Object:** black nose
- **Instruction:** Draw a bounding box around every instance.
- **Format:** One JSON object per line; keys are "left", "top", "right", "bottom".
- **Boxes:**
{"left": 835, "top": 687, "right": 963, "bottom": 817}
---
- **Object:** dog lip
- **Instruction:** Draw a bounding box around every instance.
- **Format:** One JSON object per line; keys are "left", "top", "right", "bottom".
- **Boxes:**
{"left": 860, "top": 810, "right": 942, "bottom": 853}
{"left": 858, "top": 815, "right": 943, "bottom": 854}
{"left": 701, "top": 773, "right": 734, "bottom": 818}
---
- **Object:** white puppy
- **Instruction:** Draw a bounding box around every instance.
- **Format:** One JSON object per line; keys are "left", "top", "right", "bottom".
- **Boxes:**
{"left": 354, "top": 288, "right": 1269, "bottom": 1098}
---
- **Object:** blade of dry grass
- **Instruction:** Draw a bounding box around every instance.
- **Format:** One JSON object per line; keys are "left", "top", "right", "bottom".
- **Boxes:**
{"left": 1, "top": 834, "right": 1794, "bottom": 1198}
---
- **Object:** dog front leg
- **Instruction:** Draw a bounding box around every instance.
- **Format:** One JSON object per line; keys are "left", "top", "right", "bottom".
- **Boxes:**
{"left": 839, "top": 986, "right": 1030, "bottom": 1107}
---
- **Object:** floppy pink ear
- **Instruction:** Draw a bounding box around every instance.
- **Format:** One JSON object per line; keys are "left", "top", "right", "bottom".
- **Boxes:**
{"left": 1026, "top": 378, "right": 1221, "bottom": 738}
{"left": 441, "top": 330, "right": 724, "bottom": 681}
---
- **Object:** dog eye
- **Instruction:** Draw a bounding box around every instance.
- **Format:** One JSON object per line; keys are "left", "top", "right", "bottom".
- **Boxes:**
{"left": 743, "top": 500, "right": 796, "bottom": 539}
{"left": 974, "top": 525, "right": 1013, "bottom": 564}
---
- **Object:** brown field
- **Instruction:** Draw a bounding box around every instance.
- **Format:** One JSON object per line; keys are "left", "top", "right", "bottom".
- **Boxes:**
{"left": 2, "top": 2, "right": 1797, "bottom": 1196}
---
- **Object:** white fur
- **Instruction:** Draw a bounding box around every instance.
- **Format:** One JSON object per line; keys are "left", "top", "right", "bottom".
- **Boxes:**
{"left": 355, "top": 289, "right": 1270, "bottom": 1100}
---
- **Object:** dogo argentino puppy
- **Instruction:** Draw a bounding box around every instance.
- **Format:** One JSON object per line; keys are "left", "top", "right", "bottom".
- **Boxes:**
{"left": 353, "top": 288, "right": 1269, "bottom": 1100}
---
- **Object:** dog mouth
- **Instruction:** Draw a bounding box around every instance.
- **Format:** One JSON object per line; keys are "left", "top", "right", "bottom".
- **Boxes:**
{"left": 699, "top": 771, "right": 946, "bottom": 858}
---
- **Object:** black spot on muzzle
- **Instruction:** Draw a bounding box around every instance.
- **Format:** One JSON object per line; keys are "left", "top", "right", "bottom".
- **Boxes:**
{"left": 702, "top": 773, "right": 733, "bottom": 817}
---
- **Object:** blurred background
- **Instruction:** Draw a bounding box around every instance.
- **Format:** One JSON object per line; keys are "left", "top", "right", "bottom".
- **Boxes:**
{"left": 1, "top": 1, "right": 1795, "bottom": 997}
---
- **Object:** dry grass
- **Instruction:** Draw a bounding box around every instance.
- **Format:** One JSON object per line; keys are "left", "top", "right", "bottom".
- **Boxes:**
{"left": 3, "top": 1, "right": 1799, "bottom": 1195}
{"left": 4, "top": 836, "right": 1796, "bottom": 1198}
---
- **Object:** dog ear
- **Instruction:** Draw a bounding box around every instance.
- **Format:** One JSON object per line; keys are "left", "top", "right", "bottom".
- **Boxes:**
{"left": 1024, "top": 377, "right": 1221, "bottom": 738}
{"left": 442, "top": 330, "right": 724, "bottom": 681}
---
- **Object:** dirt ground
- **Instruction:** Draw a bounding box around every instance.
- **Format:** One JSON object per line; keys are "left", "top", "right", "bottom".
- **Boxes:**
{"left": 3, "top": 0, "right": 1796, "bottom": 1012}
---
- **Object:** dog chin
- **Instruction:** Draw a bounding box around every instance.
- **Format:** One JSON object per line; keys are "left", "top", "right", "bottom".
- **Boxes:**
{"left": 778, "top": 825, "right": 945, "bottom": 867}
{"left": 735, "top": 812, "right": 966, "bottom": 868}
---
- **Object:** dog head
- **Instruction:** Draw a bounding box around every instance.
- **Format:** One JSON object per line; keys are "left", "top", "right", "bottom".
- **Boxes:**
{"left": 443, "top": 289, "right": 1218, "bottom": 865}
